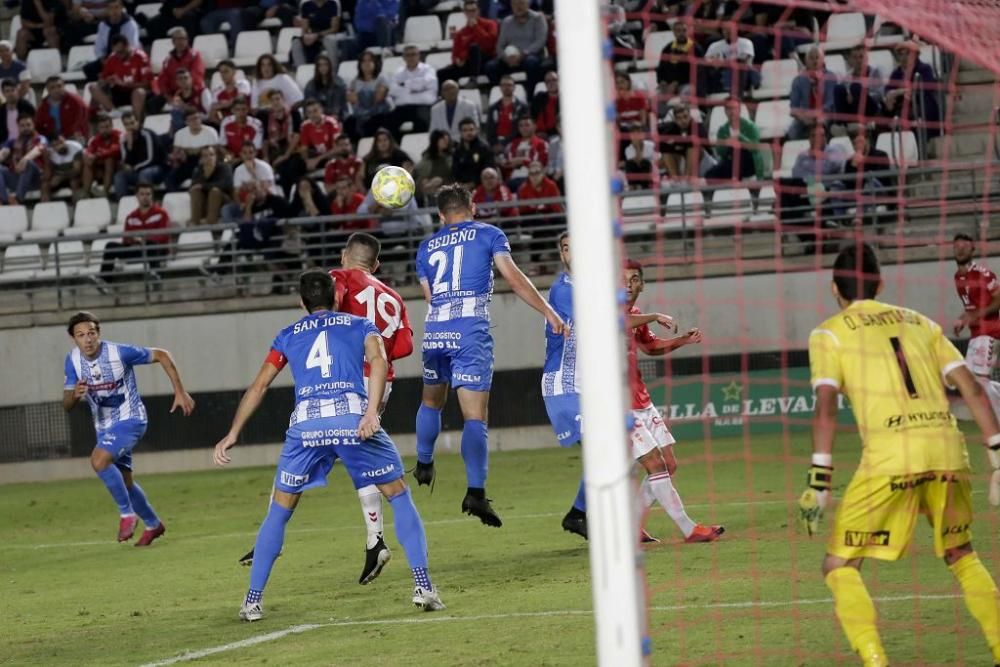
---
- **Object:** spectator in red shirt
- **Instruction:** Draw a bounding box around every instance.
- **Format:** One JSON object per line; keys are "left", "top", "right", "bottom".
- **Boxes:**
{"left": 35, "top": 76, "right": 89, "bottom": 143}
{"left": 323, "top": 134, "right": 364, "bottom": 193}
{"left": 472, "top": 166, "right": 518, "bottom": 222}
{"left": 437, "top": 0, "right": 499, "bottom": 84}
{"left": 167, "top": 68, "right": 212, "bottom": 132}
{"left": 219, "top": 96, "right": 264, "bottom": 161}
{"left": 313, "top": 173, "right": 373, "bottom": 262}
{"left": 516, "top": 159, "right": 564, "bottom": 267}
{"left": 501, "top": 114, "right": 548, "bottom": 187}
{"left": 89, "top": 35, "right": 153, "bottom": 124}
{"left": 299, "top": 98, "right": 342, "bottom": 172}
{"left": 157, "top": 28, "right": 206, "bottom": 101}
{"left": 95, "top": 182, "right": 172, "bottom": 288}
{"left": 614, "top": 72, "right": 649, "bottom": 132}
{"left": 531, "top": 70, "right": 559, "bottom": 136}
{"left": 208, "top": 60, "right": 251, "bottom": 124}
{"left": 0, "top": 114, "right": 46, "bottom": 205}
{"left": 486, "top": 75, "right": 527, "bottom": 148}
{"left": 82, "top": 113, "right": 121, "bottom": 198}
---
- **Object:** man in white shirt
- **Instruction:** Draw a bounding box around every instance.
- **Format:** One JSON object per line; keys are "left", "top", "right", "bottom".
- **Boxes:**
{"left": 166, "top": 109, "right": 220, "bottom": 191}
{"left": 429, "top": 79, "right": 480, "bottom": 142}
{"left": 387, "top": 44, "right": 437, "bottom": 139}
{"left": 222, "top": 141, "right": 284, "bottom": 222}
{"left": 42, "top": 136, "right": 83, "bottom": 202}
{"left": 704, "top": 33, "right": 760, "bottom": 97}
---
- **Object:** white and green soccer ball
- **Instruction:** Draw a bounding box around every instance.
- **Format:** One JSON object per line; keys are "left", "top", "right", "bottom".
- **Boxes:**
{"left": 371, "top": 165, "right": 416, "bottom": 209}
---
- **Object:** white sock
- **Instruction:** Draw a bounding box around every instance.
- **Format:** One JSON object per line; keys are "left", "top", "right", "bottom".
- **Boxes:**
{"left": 358, "top": 485, "right": 383, "bottom": 549}
{"left": 638, "top": 476, "right": 655, "bottom": 510}
{"left": 646, "top": 472, "right": 696, "bottom": 538}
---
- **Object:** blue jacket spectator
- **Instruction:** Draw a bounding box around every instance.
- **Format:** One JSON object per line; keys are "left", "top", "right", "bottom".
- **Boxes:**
{"left": 354, "top": 0, "right": 401, "bottom": 51}
{"left": 788, "top": 47, "right": 837, "bottom": 140}
{"left": 885, "top": 42, "right": 942, "bottom": 138}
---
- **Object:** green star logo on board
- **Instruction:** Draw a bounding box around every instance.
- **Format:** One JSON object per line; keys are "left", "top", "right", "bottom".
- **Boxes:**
{"left": 721, "top": 380, "right": 743, "bottom": 402}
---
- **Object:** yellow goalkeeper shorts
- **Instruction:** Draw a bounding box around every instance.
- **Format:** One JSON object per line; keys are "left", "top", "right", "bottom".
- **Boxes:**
{"left": 827, "top": 470, "right": 974, "bottom": 561}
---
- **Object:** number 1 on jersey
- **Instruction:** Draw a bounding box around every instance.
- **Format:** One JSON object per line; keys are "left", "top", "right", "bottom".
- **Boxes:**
{"left": 429, "top": 245, "right": 464, "bottom": 294}
{"left": 889, "top": 336, "right": 919, "bottom": 399}
{"left": 306, "top": 331, "right": 333, "bottom": 378}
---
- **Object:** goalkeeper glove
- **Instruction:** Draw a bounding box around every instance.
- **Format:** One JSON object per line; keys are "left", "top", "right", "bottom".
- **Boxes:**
{"left": 798, "top": 460, "right": 833, "bottom": 538}
{"left": 987, "top": 437, "right": 1000, "bottom": 507}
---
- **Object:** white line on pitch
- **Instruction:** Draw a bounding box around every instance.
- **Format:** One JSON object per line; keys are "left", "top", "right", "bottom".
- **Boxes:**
{"left": 138, "top": 593, "right": 964, "bottom": 667}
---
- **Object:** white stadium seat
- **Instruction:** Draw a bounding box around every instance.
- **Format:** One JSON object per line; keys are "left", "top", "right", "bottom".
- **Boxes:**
{"left": 0, "top": 242, "right": 41, "bottom": 281}
{"left": 708, "top": 104, "right": 749, "bottom": 141}
{"left": 64, "top": 45, "right": 94, "bottom": 82}
{"left": 867, "top": 50, "right": 895, "bottom": 77}
{"left": 116, "top": 196, "right": 139, "bottom": 226}
{"left": 37, "top": 240, "right": 87, "bottom": 278}
{"left": 775, "top": 139, "right": 809, "bottom": 178}
{"left": 275, "top": 27, "right": 302, "bottom": 63}
{"left": 401, "top": 132, "right": 430, "bottom": 160}
{"left": 754, "top": 99, "right": 792, "bottom": 140}
{"left": 30, "top": 202, "right": 70, "bottom": 234}
{"left": 166, "top": 230, "right": 214, "bottom": 269}
{"left": 382, "top": 56, "right": 404, "bottom": 78}
{"left": 193, "top": 34, "right": 230, "bottom": 69}
{"left": 458, "top": 89, "right": 482, "bottom": 114}
{"left": 9, "top": 14, "right": 20, "bottom": 42}
{"left": 143, "top": 114, "right": 172, "bottom": 135}
{"left": 73, "top": 198, "right": 113, "bottom": 231}
{"left": 0, "top": 205, "right": 29, "bottom": 238}
{"left": 876, "top": 130, "right": 919, "bottom": 167}
{"left": 829, "top": 135, "right": 855, "bottom": 158}
{"left": 337, "top": 60, "right": 357, "bottom": 82}
{"left": 209, "top": 67, "right": 247, "bottom": 91}
{"left": 641, "top": 31, "right": 674, "bottom": 70}
{"left": 26, "top": 48, "right": 62, "bottom": 83}
{"left": 150, "top": 38, "right": 172, "bottom": 74}
{"left": 621, "top": 194, "right": 658, "bottom": 233}
{"left": 163, "top": 192, "right": 192, "bottom": 226}
{"left": 425, "top": 51, "right": 452, "bottom": 72}
{"left": 753, "top": 59, "right": 799, "bottom": 100}
{"left": 824, "top": 53, "right": 847, "bottom": 77}
{"left": 296, "top": 64, "right": 316, "bottom": 90}
{"left": 663, "top": 191, "right": 705, "bottom": 230}
{"left": 444, "top": 12, "right": 466, "bottom": 41}
{"left": 403, "top": 16, "right": 443, "bottom": 48}
{"left": 357, "top": 136, "right": 374, "bottom": 158}
{"left": 135, "top": 3, "right": 163, "bottom": 21}
{"left": 233, "top": 31, "right": 273, "bottom": 68}
{"left": 708, "top": 187, "right": 753, "bottom": 227}
{"left": 824, "top": 12, "right": 867, "bottom": 50}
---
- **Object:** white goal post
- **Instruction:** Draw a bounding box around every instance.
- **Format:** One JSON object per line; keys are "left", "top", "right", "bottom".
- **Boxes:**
{"left": 554, "top": 0, "right": 647, "bottom": 664}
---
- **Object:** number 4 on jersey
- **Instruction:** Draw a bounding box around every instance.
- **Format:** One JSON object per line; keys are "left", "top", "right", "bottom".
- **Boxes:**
{"left": 306, "top": 331, "right": 333, "bottom": 378}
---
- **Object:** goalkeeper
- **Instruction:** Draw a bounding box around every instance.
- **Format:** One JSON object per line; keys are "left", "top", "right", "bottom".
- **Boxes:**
{"left": 800, "top": 243, "right": 1000, "bottom": 667}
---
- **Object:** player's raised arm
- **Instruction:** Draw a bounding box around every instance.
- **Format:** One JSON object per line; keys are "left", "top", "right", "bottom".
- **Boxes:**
{"left": 494, "top": 254, "right": 566, "bottom": 335}
{"left": 213, "top": 359, "right": 283, "bottom": 466}
{"left": 150, "top": 348, "right": 195, "bottom": 416}
{"left": 637, "top": 328, "right": 703, "bottom": 357}
{"left": 360, "top": 333, "right": 389, "bottom": 439}
{"left": 947, "top": 364, "right": 1000, "bottom": 504}
{"left": 628, "top": 311, "right": 677, "bottom": 333}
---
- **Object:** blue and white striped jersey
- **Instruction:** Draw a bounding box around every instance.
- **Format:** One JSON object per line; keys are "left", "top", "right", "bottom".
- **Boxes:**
{"left": 269, "top": 310, "right": 380, "bottom": 427}
{"left": 542, "top": 271, "right": 579, "bottom": 397}
{"left": 64, "top": 342, "right": 153, "bottom": 432}
{"left": 415, "top": 220, "right": 512, "bottom": 324}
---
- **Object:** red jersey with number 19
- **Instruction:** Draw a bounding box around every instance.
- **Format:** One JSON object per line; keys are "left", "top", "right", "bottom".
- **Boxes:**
{"left": 955, "top": 262, "right": 1000, "bottom": 339}
{"left": 330, "top": 268, "right": 413, "bottom": 380}
{"left": 627, "top": 305, "right": 656, "bottom": 410}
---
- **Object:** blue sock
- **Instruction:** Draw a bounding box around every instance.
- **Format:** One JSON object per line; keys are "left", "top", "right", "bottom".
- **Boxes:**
{"left": 247, "top": 501, "right": 294, "bottom": 603}
{"left": 573, "top": 478, "right": 587, "bottom": 513}
{"left": 388, "top": 488, "right": 432, "bottom": 589}
{"left": 415, "top": 405, "right": 442, "bottom": 464}
{"left": 127, "top": 482, "right": 160, "bottom": 528}
{"left": 96, "top": 466, "right": 133, "bottom": 515}
{"left": 460, "top": 419, "right": 489, "bottom": 488}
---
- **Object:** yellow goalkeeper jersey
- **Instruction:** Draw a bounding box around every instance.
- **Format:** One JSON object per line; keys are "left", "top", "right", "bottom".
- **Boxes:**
{"left": 808, "top": 299, "right": 970, "bottom": 475}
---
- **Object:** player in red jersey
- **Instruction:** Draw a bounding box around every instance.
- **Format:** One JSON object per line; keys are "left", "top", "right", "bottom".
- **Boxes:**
{"left": 623, "top": 259, "right": 724, "bottom": 544}
{"left": 239, "top": 233, "right": 414, "bottom": 584}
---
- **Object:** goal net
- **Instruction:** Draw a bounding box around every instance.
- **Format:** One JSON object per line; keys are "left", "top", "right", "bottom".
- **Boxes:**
{"left": 563, "top": 0, "right": 1000, "bottom": 663}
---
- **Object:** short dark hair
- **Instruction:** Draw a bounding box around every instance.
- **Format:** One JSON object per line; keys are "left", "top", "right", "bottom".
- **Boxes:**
{"left": 833, "top": 242, "right": 881, "bottom": 301}
{"left": 304, "top": 98, "right": 322, "bottom": 109}
{"left": 345, "top": 232, "right": 381, "bottom": 266}
{"left": 136, "top": 181, "right": 154, "bottom": 193}
{"left": 121, "top": 110, "right": 136, "bottom": 122}
{"left": 45, "top": 75, "right": 63, "bottom": 86}
{"left": 300, "top": 269, "right": 335, "bottom": 313}
{"left": 110, "top": 34, "right": 129, "bottom": 47}
{"left": 1, "top": 78, "right": 15, "bottom": 89}
{"left": 437, "top": 184, "right": 474, "bottom": 216}
{"left": 175, "top": 67, "right": 190, "bottom": 77}
{"left": 218, "top": 59, "right": 236, "bottom": 70}
{"left": 95, "top": 112, "right": 112, "bottom": 125}
{"left": 954, "top": 232, "right": 974, "bottom": 243}
{"left": 624, "top": 258, "right": 644, "bottom": 280}
{"left": 557, "top": 231, "right": 569, "bottom": 246}
{"left": 232, "top": 96, "right": 248, "bottom": 108}
{"left": 67, "top": 311, "right": 100, "bottom": 335}
{"left": 458, "top": 117, "right": 477, "bottom": 129}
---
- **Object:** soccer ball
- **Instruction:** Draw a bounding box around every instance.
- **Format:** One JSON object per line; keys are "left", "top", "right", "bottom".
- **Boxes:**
{"left": 371, "top": 165, "right": 415, "bottom": 209}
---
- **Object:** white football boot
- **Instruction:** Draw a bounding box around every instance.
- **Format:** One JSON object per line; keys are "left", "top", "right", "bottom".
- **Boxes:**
{"left": 412, "top": 586, "right": 446, "bottom": 612}
{"left": 239, "top": 600, "right": 263, "bottom": 622}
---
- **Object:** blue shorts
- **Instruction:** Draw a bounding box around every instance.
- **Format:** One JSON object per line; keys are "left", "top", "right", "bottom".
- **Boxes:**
{"left": 273, "top": 415, "right": 405, "bottom": 494}
{"left": 422, "top": 320, "right": 494, "bottom": 392}
{"left": 543, "top": 394, "right": 582, "bottom": 447}
{"left": 95, "top": 419, "right": 147, "bottom": 471}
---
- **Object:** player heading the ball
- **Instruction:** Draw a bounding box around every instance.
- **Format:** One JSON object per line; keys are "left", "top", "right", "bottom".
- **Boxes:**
{"left": 413, "top": 184, "right": 566, "bottom": 527}
{"left": 801, "top": 242, "right": 1000, "bottom": 666}
{"left": 214, "top": 270, "right": 444, "bottom": 621}
{"left": 63, "top": 311, "right": 195, "bottom": 546}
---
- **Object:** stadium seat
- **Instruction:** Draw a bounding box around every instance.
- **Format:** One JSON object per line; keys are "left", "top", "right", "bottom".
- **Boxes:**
{"left": 357, "top": 136, "right": 375, "bottom": 157}
{"left": 488, "top": 84, "right": 527, "bottom": 106}
{"left": 337, "top": 60, "right": 357, "bottom": 82}
{"left": 824, "top": 12, "right": 866, "bottom": 50}
{"left": 775, "top": 139, "right": 809, "bottom": 178}
{"left": 26, "top": 48, "right": 62, "bottom": 83}
{"left": 402, "top": 16, "right": 443, "bottom": 49}
{"left": 829, "top": 135, "right": 855, "bottom": 158}
{"left": 233, "top": 31, "right": 273, "bottom": 68}
{"left": 824, "top": 53, "right": 847, "bottom": 77}
{"left": 401, "top": 132, "right": 430, "bottom": 159}
{"left": 426, "top": 51, "right": 452, "bottom": 72}
{"left": 116, "top": 196, "right": 139, "bottom": 226}
{"left": 754, "top": 99, "right": 792, "bottom": 140}
{"left": 432, "top": 0, "right": 462, "bottom": 10}
{"left": 871, "top": 15, "right": 906, "bottom": 47}
{"left": 166, "top": 230, "right": 214, "bottom": 270}
{"left": 296, "top": 64, "right": 316, "bottom": 89}
{"left": 753, "top": 185, "right": 777, "bottom": 219}
{"left": 30, "top": 202, "right": 70, "bottom": 235}
{"left": 920, "top": 44, "right": 941, "bottom": 76}
{"left": 621, "top": 194, "right": 658, "bottom": 233}
{"left": 143, "top": 114, "right": 172, "bottom": 135}
{"left": 457, "top": 88, "right": 482, "bottom": 114}
{"left": 193, "top": 34, "right": 230, "bottom": 69}
{"left": 0, "top": 206, "right": 29, "bottom": 238}
{"left": 135, "top": 3, "right": 162, "bottom": 19}
{"left": 0, "top": 242, "right": 41, "bottom": 281}
{"left": 876, "top": 130, "right": 919, "bottom": 167}
{"left": 663, "top": 191, "right": 705, "bottom": 231}
{"left": 640, "top": 30, "right": 674, "bottom": 70}
{"left": 209, "top": 67, "right": 247, "bottom": 91}
{"left": 64, "top": 45, "right": 95, "bottom": 82}
{"left": 36, "top": 240, "right": 87, "bottom": 278}
{"left": 867, "top": 50, "right": 895, "bottom": 77}
{"left": 275, "top": 27, "right": 302, "bottom": 63}
{"left": 9, "top": 15, "right": 20, "bottom": 42}
{"left": 72, "top": 198, "right": 113, "bottom": 232}
{"left": 753, "top": 59, "right": 799, "bottom": 100}
{"left": 708, "top": 187, "right": 752, "bottom": 227}
{"left": 150, "top": 38, "right": 172, "bottom": 74}
{"left": 382, "top": 56, "right": 405, "bottom": 78}
{"left": 628, "top": 71, "right": 655, "bottom": 92}
{"left": 708, "top": 103, "right": 749, "bottom": 141}
{"left": 443, "top": 12, "right": 466, "bottom": 43}
{"left": 163, "top": 192, "right": 192, "bottom": 226}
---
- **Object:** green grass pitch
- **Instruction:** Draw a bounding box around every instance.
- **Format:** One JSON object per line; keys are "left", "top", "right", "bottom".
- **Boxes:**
{"left": 3, "top": 432, "right": 1000, "bottom": 666}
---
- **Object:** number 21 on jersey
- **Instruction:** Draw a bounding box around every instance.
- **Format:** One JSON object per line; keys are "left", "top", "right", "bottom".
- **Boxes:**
{"left": 306, "top": 331, "right": 333, "bottom": 378}
{"left": 428, "top": 246, "right": 464, "bottom": 295}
